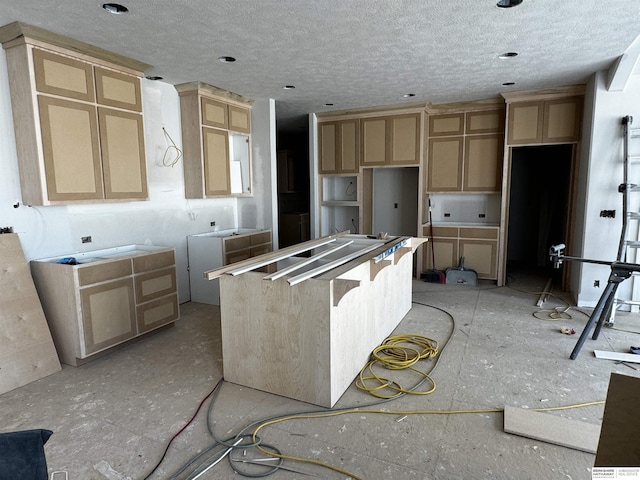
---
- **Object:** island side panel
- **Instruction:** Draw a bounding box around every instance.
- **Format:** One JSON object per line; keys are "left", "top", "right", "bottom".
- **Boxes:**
{"left": 219, "top": 271, "right": 332, "bottom": 406}
{"left": 329, "top": 250, "right": 414, "bottom": 406}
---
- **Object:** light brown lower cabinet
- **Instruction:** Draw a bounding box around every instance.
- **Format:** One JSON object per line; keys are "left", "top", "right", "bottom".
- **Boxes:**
{"left": 31, "top": 246, "right": 179, "bottom": 366}
{"left": 423, "top": 225, "right": 498, "bottom": 279}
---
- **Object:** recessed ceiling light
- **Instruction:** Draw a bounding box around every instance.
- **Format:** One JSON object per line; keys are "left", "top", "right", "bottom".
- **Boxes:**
{"left": 325, "top": 103, "right": 334, "bottom": 106}
{"left": 496, "top": 0, "right": 523, "bottom": 7}
{"left": 502, "top": 82, "right": 516, "bottom": 86}
{"left": 403, "top": 93, "right": 416, "bottom": 98}
{"left": 283, "top": 85, "right": 296, "bottom": 90}
{"left": 218, "top": 56, "right": 236, "bottom": 63}
{"left": 102, "top": 3, "right": 128, "bottom": 14}
{"left": 145, "top": 75, "right": 163, "bottom": 81}
{"left": 498, "top": 52, "right": 518, "bottom": 59}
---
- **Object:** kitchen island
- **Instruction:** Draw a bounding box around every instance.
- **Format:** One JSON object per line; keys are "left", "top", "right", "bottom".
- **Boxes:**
{"left": 205, "top": 233, "right": 426, "bottom": 407}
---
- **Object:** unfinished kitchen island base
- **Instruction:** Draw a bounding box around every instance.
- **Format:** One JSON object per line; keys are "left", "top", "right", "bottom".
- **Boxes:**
{"left": 212, "top": 234, "right": 425, "bottom": 408}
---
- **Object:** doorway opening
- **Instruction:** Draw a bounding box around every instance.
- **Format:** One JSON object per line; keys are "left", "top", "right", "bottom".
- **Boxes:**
{"left": 506, "top": 144, "right": 573, "bottom": 287}
{"left": 371, "top": 167, "right": 419, "bottom": 236}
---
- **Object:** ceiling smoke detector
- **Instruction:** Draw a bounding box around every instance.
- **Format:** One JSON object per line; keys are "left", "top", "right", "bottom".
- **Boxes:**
{"left": 102, "top": 3, "right": 128, "bottom": 14}
{"left": 496, "top": 0, "right": 523, "bottom": 7}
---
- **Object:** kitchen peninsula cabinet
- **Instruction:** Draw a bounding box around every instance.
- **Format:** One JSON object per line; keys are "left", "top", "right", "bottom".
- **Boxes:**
{"left": 361, "top": 113, "right": 421, "bottom": 166}
{"left": 31, "top": 245, "right": 179, "bottom": 366}
{"left": 176, "top": 82, "right": 253, "bottom": 198}
{"left": 0, "top": 22, "right": 150, "bottom": 205}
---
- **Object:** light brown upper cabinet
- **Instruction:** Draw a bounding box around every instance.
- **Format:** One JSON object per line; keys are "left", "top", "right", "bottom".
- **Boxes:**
{"left": 0, "top": 22, "right": 150, "bottom": 205}
{"left": 427, "top": 109, "right": 504, "bottom": 192}
{"left": 176, "top": 82, "right": 253, "bottom": 198}
{"left": 507, "top": 96, "right": 583, "bottom": 145}
{"left": 318, "top": 119, "right": 360, "bottom": 174}
{"left": 361, "top": 113, "right": 421, "bottom": 166}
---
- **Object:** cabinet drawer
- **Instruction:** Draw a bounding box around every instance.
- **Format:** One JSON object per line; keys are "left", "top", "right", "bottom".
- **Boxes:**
{"left": 429, "top": 114, "right": 464, "bottom": 137}
{"left": 135, "top": 267, "right": 177, "bottom": 303}
{"left": 78, "top": 259, "right": 132, "bottom": 286}
{"left": 95, "top": 67, "right": 142, "bottom": 112}
{"left": 459, "top": 227, "right": 499, "bottom": 240}
{"left": 427, "top": 226, "right": 459, "bottom": 238}
{"left": 225, "top": 249, "right": 251, "bottom": 265}
{"left": 251, "top": 244, "right": 272, "bottom": 257}
{"left": 224, "top": 235, "right": 251, "bottom": 252}
{"left": 133, "top": 250, "right": 175, "bottom": 273}
{"left": 251, "top": 231, "right": 271, "bottom": 246}
{"left": 32, "top": 48, "right": 95, "bottom": 102}
{"left": 137, "top": 294, "right": 178, "bottom": 334}
{"left": 466, "top": 110, "right": 504, "bottom": 134}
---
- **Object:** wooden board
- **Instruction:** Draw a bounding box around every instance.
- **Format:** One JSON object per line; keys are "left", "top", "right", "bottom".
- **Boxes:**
{"left": 503, "top": 406, "right": 600, "bottom": 454}
{"left": 0, "top": 234, "right": 61, "bottom": 395}
{"left": 594, "top": 350, "right": 640, "bottom": 364}
{"left": 595, "top": 373, "right": 640, "bottom": 467}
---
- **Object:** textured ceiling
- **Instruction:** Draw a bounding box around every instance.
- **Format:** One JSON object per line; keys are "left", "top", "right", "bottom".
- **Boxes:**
{"left": 1, "top": 1, "right": 640, "bottom": 131}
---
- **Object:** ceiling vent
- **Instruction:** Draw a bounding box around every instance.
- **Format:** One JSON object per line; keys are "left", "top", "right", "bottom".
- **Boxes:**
{"left": 496, "top": 0, "right": 523, "bottom": 7}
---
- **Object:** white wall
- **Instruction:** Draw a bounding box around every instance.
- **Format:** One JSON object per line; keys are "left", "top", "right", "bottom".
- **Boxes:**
{"left": 0, "top": 48, "right": 276, "bottom": 303}
{"left": 575, "top": 70, "right": 640, "bottom": 307}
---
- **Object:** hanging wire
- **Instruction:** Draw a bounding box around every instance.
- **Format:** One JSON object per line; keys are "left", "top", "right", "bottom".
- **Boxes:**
{"left": 162, "top": 127, "right": 182, "bottom": 167}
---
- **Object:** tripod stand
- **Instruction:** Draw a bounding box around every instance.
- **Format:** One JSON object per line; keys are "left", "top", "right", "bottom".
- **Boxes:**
{"left": 549, "top": 244, "right": 640, "bottom": 359}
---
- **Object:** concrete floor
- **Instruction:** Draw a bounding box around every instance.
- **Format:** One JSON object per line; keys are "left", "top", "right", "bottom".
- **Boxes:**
{"left": 2, "top": 275, "right": 640, "bottom": 480}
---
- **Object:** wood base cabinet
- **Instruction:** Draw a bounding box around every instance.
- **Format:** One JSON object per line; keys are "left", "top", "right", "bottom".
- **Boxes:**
{"left": 31, "top": 245, "right": 179, "bottom": 366}
{"left": 423, "top": 224, "right": 498, "bottom": 279}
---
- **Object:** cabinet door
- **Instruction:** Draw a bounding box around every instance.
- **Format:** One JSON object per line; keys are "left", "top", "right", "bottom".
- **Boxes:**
{"left": 543, "top": 97, "right": 582, "bottom": 143}
{"left": 361, "top": 118, "right": 388, "bottom": 166}
{"left": 427, "top": 137, "right": 463, "bottom": 191}
{"left": 466, "top": 110, "right": 504, "bottom": 134}
{"left": 98, "top": 107, "right": 148, "bottom": 199}
{"left": 202, "top": 127, "right": 231, "bottom": 196}
{"left": 32, "top": 48, "right": 95, "bottom": 102}
{"left": 318, "top": 122, "right": 338, "bottom": 173}
{"left": 228, "top": 105, "right": 251, "bottom": 133}
{"left": 507, "top": 101, "right": 544, "bottom": 145}
{"left": 429, "top": 113, "right": 464, "bottom": 137}
{"left": 463, "top": 135, "right": 503, "bottom": 192}
{"left": 459, "top": 239, "right": 497, "bottom": 279}
{"left": 38, "top": 96, "right": 103, "bottom": 201}
{"left": 81, "top": 277, "right": 136, "bottom": 355}
{"left": 201, "top": 97, "right": 228, "bottom": 128}
{"left": 390, "top": 114, "right": 420, "bottom": 165}
{"left": 95, "top": 67, "right": 142, "bottom": 112}
{"left": 423, "top": 238, "right": 458, "bottom": 272}
{"left": 338, "top": 119, "right": 360, "bottom": 172}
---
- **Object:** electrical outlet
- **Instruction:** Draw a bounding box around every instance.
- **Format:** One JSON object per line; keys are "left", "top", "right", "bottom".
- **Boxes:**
{"left": 478, "top": 213, "right": 486, "bottom": 218}
{"left": 81, "top": 236, "right": 92, "bottom": 243}
{"left": 594, "top": 280, "right": 600, "bottom": 287}
{"left": 0, "top": 226, "right": 13, "bottom": 234}
{"left": 394, "top": 203, "right": 398, "bottom": 208}
{"left": 600, "top": 210, "right": 616, "bottom": 218}
{"left": 210, "top": 221, "right": 216, "bottom": 227}
{"left": 444, "top": 213, "right": 451, "bottom": 217}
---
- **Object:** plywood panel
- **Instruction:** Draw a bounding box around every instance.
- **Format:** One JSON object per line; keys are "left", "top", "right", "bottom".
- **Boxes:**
{"left": 504, "top": 406, "right": 600, "bottom": 454}
{"left": 0, "top": 234, "right": 61, "bottom": 395}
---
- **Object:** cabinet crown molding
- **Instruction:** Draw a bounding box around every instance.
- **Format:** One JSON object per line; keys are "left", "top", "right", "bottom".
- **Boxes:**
{"left": 425, "top": 97, "right": 505, "bottom": 115}
{"left": 501, "top": 84, "right": 586, "bottom": 103}
{"left": 174, "top": 81, "right": 254, "bottom": 107}
{"left": 0, "top": 21, "right": 151, "bottom": 74}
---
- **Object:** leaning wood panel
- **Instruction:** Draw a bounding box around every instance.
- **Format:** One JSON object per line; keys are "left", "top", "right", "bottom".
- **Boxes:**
{"left": 0, "top": 234, "right": 61, "bottom": 395}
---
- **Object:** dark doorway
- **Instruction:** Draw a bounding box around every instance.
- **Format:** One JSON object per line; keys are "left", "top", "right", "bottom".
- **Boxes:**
{"left": 507, "top": 144, "right": 573, "bottom": 285}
